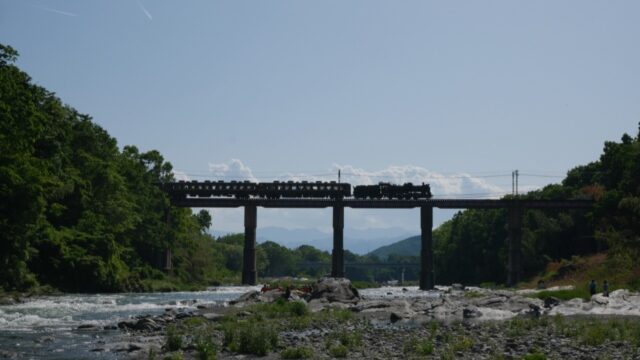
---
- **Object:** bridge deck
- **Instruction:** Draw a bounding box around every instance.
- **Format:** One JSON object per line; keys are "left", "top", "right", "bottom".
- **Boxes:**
{"left": 171, "top": 197, "right": 593, "bottom": 209}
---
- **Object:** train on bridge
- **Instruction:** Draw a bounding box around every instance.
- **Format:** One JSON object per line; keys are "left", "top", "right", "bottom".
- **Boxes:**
{"left": 162, "top": 180, "right": 432, "bottom": 200}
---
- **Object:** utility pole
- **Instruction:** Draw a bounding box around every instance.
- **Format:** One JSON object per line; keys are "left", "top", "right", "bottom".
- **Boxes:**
{"left": 512, "top": 170, "right": 519, "bottom": 196}
{"left": 338, "top": 169, "right": 341, "bottom": 184}
{"left": 515, "top": 170, "right": 519, "bottom": 196}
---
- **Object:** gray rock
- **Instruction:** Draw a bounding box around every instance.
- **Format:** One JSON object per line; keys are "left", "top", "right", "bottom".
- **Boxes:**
{"left": 134, "top": 318, "right": 161, "bottom": 331}
{"left": 309, "top": 277, "right": 360, "bottom": 303}
{"left": 77, "top": 324, "right": 99, "bottom": 330}
{"left": 203, "top": 313, "right": 224, "bottom": 321}
{"left": 544, "top": 297, "right": 560, "bottom": 308}
{"left": 452, "top": 283, "right": 465, "bottom": 291}
{"left": 463, "top": 307, "right": 482, "bottom": 318}
{"left": 117, "top": 320, "right": 136, "bottom": 330}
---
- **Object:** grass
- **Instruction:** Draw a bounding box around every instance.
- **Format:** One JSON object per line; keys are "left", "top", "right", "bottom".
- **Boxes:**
{"left": 502, "top": 315, "right": 640, "bottom": 349}
{"left": 403, "top": 337, "right": 434, "bottom": 356}
{"left": 524, "top": 253, "right": 640, "bottom": 292}
{"left": 281, "top": 346, "right": 313, "bottom": 359}
{"left": 464, "top": 290, "right": 484, "bottom": 298}
{"left": 328, "top": 344, "right": 348, "bottom": 358}
{"left": 222, "top": 319, "right": 278, "bottom": 356}
{"left": 451, "top": 336, "right": 474, "bottom": 352}
{"left": 165, "top": 324, "right": 183, "bottom": 351}
{"left": 522, "top": 352, "right": 547, "bottom": 360}
{"left": 351, "top": 280, "right": 381, "bottom": 289}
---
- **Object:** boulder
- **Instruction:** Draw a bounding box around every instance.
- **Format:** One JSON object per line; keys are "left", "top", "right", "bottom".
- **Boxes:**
{"left": 462, "top": 307, "right": 482, "bottom": 319}
{"left": 77, "top": 324, "right": 99, "bottom": 330}
{"left": 309, "top": 277, "right": 360, "bottom": 303}
{"left": 451, "top": 283, "right": 465, "bottom": 291}
{"left": 544, "top": 297, "right": 560, "bottom": 308}
{"left": 133, "top": 318, "right": 161, "bottom": 331}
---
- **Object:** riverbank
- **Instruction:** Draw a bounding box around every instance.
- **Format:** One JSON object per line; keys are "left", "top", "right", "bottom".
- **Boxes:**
{"left": 103, "top": 279, "right": 640, "bottom": 359}
{"left": 3, "top": 279, "right": 640, "bottom": 359}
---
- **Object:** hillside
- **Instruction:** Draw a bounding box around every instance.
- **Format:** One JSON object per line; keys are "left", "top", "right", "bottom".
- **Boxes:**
{"left": 368, "top": 235, "right": 420, "bottom": 260}
{"left": 525, "top": 252, "right": 640, "bottom": 292}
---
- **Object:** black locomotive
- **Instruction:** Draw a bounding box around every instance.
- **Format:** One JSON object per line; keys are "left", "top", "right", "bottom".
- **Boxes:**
{"left": 162, "top": 180, "right": 432, "bottom": 200}
{"left": 353, "top": 182, "right": 432, "bottom": 199}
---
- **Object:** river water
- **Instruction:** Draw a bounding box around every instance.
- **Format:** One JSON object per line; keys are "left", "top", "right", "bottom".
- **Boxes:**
{"left": 0, "top": 286, "right": 432, "bottom": 359}
{"left": 0, "top": 286, "right": 261, "bottom": 359}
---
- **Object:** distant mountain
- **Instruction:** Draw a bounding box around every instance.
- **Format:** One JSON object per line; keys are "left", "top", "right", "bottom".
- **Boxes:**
{"left": 212, "top": 227, "right": 412, "bottom": 255}
{"left": 368, "top": 235, "right": 421, "bottom": 260}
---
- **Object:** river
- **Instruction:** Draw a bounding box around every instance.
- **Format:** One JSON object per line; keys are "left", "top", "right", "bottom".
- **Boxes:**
{"left": 0, "top": 286, "right": 262, "bottom": 359}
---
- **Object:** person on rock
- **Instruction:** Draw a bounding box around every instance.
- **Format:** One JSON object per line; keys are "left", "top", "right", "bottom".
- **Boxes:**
{"left": 589, "top": 279, "right": 597, "bottom": 296}
{"left": 603, "top": 280, "right": 609, "bottom": 297}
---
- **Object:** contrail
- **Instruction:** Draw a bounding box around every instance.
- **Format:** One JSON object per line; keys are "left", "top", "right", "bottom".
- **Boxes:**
{"left": 137, "top": 0, "right": 153, "bottom": 20}
{"left": 30, "top": 4, "right": 77, "bottom": 17}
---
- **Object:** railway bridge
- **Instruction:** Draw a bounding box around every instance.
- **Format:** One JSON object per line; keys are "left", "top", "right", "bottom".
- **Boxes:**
{"left": 166, "top": 193, "right": 592, "bottom": 290}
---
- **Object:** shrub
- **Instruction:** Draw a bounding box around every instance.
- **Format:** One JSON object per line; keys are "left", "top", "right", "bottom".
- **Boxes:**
{"left": 403, "top": 337, "right": 434, "bottom": 356}
{"left": 165, "top": 325, "right": 183, "bottom": 351}
{"left": 451, "top": 336, "right": 473, "bottom": 352}
{"left": 281, "top": 346, "right": 313, "bottom": 359}
{"left": 328, "top": 344, "right": 348, "bottom": 358}
{"left": 223, "top": 320, "right": 278, "bottom": 356}
{"left": 195, "top": 334, "right": 217, "bottom": 360}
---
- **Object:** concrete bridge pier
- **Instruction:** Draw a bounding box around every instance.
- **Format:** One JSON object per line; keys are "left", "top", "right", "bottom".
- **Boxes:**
{"left": 331, "top": 205, "right": 345, "bottom": 277}
{"left": 420, "top": 206, "right": 435, "bottom": 290}
{"left": 507, "top": 205, "right": 524, "bottom": 287}
{"left": 242, "top": 205, "right": 257, "bottom": 285}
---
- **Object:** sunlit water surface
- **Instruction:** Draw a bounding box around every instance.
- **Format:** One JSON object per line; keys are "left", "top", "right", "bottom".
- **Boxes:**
{"left": 0, "top": 286, "right": 260, "bottom": 359}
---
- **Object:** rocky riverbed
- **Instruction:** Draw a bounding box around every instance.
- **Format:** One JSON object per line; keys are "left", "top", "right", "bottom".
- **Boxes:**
{"left": 84, "top": 278, "right": 640, "bottom": 360}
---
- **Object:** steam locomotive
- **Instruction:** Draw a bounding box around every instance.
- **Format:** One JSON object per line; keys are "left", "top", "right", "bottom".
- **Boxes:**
{"left": 162, "top": 180, "right": 432, "bottom": 200}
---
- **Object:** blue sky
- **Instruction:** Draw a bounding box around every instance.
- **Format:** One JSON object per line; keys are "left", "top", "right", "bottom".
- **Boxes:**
{"left": 2, "top": 1, "right": 639, "bottom": 235}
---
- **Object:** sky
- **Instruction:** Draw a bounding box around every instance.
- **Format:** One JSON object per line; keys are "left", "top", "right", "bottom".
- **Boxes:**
{"left": 2, "top": 1, "right": 639, "bottom": 236}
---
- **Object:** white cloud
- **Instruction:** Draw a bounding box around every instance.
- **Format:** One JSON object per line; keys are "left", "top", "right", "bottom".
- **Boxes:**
{"left": 208, "top": 159, "right": 257, "bottom": 182}
{"left": 198, "top": 160, "right": 517, "bottom": 234}
{"left": 172, "top": 170, "right": 190, "bottom": 181}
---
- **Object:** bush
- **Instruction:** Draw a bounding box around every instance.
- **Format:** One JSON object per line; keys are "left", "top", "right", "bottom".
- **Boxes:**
{"left": 403, "top": 337, "right": 434, "bottom": 356}
{"left": 328, "top": 344, "right": 348, "bottom": 358}
{"left": 195, "top": 333, "right": 217, "bottom": 360}
{"left": 281, "top": 346, "right": 313, "bottom": 359}
{"left": 223, "top": 320, "right": 278, "bottom": 356}
{"left": 165, "top": 325, "right": 183, "bottom": 351}
{"left": 451, "top": 336, "right": 474, "bottom": 352}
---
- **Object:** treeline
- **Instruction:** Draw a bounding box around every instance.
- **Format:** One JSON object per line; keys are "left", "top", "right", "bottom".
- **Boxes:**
{"left": 0, "top": 45, "right": 229, "bottom": 292}
{"left": 0, "top": 44, "right": 408, "bottom": 293}
{"left": 430, "top": 124, "right": 640, "bottom": 285}
{"left": 212, "top": 234, "right": 419, "bottom": 283}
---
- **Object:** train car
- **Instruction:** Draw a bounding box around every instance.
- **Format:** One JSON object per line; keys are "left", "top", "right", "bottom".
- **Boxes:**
{"left": 161, "top": 180, "right": 259, "bottom": 198}
{"left": 256, "top": 181, "right": 350, "bottom": 199}
{"left": 353, "top": 182, "right": 432, "bottom": 199}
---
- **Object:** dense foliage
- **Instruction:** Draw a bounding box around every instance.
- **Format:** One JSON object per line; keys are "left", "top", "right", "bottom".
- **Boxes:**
{"left": 0, "top": 45, "right": 228, "bottom": 292}
{"left": 431, "top": 124, "right": 640, "bottom": 285}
